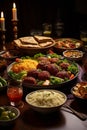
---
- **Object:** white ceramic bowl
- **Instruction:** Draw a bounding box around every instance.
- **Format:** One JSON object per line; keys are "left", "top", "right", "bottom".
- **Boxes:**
{"left": 25, "top": 89, "right": 67, "bottom": 114}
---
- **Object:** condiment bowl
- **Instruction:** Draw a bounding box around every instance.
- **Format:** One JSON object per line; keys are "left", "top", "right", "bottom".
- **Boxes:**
{"left": 0, "top": 106, "right": 20, "bottom": 126}
{"left": 63, "top": 50, "right": 84, "bottom": 61}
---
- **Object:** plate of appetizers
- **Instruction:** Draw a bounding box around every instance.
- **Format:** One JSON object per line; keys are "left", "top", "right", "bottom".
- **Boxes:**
{"left": 7, "top": 53, "right": 79, "bottom": 89}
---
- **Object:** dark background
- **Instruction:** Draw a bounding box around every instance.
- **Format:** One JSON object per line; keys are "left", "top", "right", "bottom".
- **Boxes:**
{"left": 0, "top": 0, "right": 87, "bottom": 42}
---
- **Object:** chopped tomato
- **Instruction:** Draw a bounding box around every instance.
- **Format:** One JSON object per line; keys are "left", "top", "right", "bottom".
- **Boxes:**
{"left": 15, "top": 58, "right": 21, "bottom": 62}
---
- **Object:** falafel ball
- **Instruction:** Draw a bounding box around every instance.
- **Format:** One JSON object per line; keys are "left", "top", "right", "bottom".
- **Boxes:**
{"left": 59, "top": 62, "right": 70, "bottom": 69}
{"left": 56, "top": 70, "right": 70, "bottom": 79}
{"left": 22, "top": 76, "right": 37, "bottom": 85}
{"left": 38, "top": 70, "right": 50, "bottom": 80}
{"left": 27, "top": 69, "right": 39, "bottom": 78}
{"left": 46, "top": 63, "right": 59, "bottom": 76}
{"left": 37, "top": 61, "right": 50, "bottom": 70}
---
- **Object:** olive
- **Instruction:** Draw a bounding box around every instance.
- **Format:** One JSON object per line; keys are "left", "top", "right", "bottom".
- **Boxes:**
{"left": 9, "top": 112, "right": 16, "bottom": 119}
{"left": 0, "top": 107, "right": 5, "bottom": 115}
{"left": 0, "top": 115, "right": 10, "bottom": 120}
{"left": 1, "top": 111, "right": 9, "bottom": 117}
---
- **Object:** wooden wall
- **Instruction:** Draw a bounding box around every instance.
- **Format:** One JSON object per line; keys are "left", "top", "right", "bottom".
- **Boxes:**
{"left": 0, "top": 0, "right": 87, "bottom": 42}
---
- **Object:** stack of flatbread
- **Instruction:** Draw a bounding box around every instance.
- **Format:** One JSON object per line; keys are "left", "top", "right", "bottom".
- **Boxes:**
{"left": 13, "top": 35, "right": 55, "bottom": 49}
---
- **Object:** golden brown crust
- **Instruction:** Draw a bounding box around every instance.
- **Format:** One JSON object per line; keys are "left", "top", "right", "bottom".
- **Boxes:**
{"left": 13, "top": 36, "right": 55, "bottom": 49}
{"left": 19, "top": 36, "right": 38, "bottom": 45}
{"left": 34, "top": 35, "right": 52, "bottom": 43}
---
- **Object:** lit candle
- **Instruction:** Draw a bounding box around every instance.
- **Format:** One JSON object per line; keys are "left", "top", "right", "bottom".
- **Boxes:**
{"left": 0, "top": 11, "right": 5, "bottom": 30}
{"left": 12, "top": 3, "right": 17, "bottom": 20}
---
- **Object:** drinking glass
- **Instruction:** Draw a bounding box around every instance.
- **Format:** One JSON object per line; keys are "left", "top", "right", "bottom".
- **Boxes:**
{"left": 54, "top": 21, "right": 64, "bottom": 38}
{"left": 7, "top": 82, "right": 23, "bottom": 108}
{"left": 80, "top": 30, "right": 87, "bottom": 51}
{"left": 43, "top": 23, "right": 52, "bottom": 37}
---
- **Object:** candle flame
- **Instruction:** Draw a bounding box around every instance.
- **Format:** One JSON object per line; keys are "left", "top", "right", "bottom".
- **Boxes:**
{"left": 13, "top": 3, "right": 16, "bottom": 8}
{"left": 1, "top": 11, "right": 4, "bottom": 18}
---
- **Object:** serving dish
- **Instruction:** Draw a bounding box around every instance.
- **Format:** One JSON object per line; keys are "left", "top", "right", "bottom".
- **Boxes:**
{"left": 0, "top": 106, "right": 20, "bottom": 126}
{"left": 54, "top": 38, "right": 83, "bottom": 53}
{"left": 7, "top": 53, "right": 79, "bottom": 90}
{"left": 0, "top": 50, "right": 20, "bottom": 60}
{"left": 13, "top": 35, "right": 56, "bottom": 56}
{"left": 63, "top": 50, "right": 84, "bottom": 61}
{"left": 25, "top": 89, "right": 67, "bottom": 113}
{"left": 71, "top": 82, "right": 87, "bottom": 100}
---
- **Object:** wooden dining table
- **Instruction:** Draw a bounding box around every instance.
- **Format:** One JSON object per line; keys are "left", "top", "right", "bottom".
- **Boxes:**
{"left": 0, "top": 90, "right": 87, "bottom": 130}
{"left": 0, "top": 42, "right": 87, "bottom": 130}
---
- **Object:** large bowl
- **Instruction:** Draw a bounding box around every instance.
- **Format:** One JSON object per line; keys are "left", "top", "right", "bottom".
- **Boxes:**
{"left": 7, "top": 53, "right": 79, "bottom": 92}
{"left": 25, "top": 89, "right": 67, "bottom": 114}
{"left": 0, "top": 106, "right": 20, "bottom": 126}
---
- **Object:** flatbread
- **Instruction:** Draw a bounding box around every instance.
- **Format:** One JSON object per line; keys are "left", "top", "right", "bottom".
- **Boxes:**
{"left": 39, "top": 41, "right": 53, "bottom": 47}
{"left": 19, "top": 36, "right": 38, "bottom": 45}
{"left": 14, "top": 39, "right": 22, "bottom": 47}
{"left": 34, "top": 35, "right": 52, "bottom": 43}
{"left": 13, "top": 36, "right": 55, "bottom": 49}
{"left": 18, "top": 44, "right": 41, "bottom": 49}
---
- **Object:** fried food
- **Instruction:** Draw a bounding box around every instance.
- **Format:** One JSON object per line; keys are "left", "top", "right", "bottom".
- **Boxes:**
{"left": 73, "top": 82, "right": 87, "bottom": 99}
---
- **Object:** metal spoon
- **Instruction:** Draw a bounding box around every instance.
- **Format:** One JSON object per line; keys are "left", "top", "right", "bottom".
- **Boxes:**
{"left": 63, "top": 104, "right": 87, "bottom": 121}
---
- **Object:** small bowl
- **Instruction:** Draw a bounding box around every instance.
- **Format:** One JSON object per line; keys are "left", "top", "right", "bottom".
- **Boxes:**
{"left": 25, "top": 89, "right": 67, "bottom": 114}
{"left": 0, "top": 50, "right": 20, "bottom": 60}
{"left": 71, "top": 82, "right": 87, "bottom": 101}
{"left": 63, "top": 50, "right": 84, "bottom": 61}
{"left": 0, "top": 106, "right": 20, "bottom": 126}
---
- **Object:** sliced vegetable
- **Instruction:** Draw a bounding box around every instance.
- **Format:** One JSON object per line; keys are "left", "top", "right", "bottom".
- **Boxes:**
{"left": 67, "top": 64, "right": 78, "bottom": 74}
{"left": 50, "top": 76, "right": 64, "bottom": 85}
{"left": 8, "top": 70, "right": 27, "bottom": 81}
{"left": 0, "top": 76, "right": 7, "bottom": 86}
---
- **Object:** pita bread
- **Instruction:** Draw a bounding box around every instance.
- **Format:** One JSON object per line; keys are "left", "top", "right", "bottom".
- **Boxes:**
{"left": 18, "top": 44, "right": 41, "bottom": 49}
{"left": 34, "top": 35, "right": 52, "bottom": 43}
{"left": 19, "top": 36, "right": 38, "bottom": 45}
{"left": 39, "top": 41, "right": 53, "bottom": 47}
{"left": 13, "top": 39, "right": 22, "bottom": 47}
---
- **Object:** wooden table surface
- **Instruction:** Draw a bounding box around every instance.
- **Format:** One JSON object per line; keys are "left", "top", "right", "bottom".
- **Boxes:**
{"left": 0, "top": 91, "right": 87, "bottom": 130}
{"left": 0, "top": 43, "right": 87, "bottom": 130}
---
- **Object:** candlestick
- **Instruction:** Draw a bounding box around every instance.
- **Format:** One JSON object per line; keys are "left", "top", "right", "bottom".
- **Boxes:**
{"left": 12, "top": 19, "right": 18, "bottom": 40}
{"left": 0, "top": 30, "right": 6, "bottom": 50}
{"left": 12, "top": 3, "right": 17, "bottom": 20}
{"left": 0, "top": 11, "right": 5, "bottom": 31}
